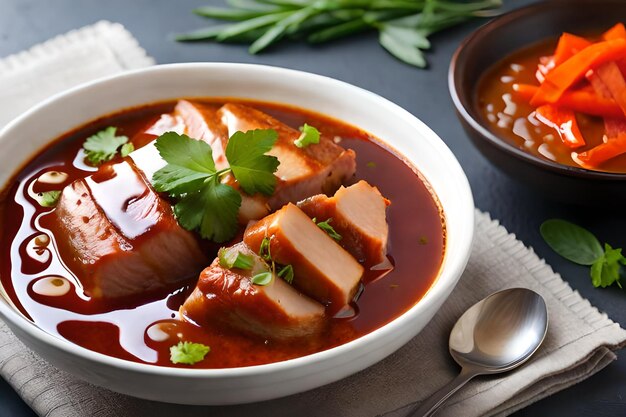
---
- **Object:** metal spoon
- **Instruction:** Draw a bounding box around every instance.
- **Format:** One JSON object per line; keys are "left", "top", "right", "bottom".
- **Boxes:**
{"left": 408, "top": 287, "right": 548, "bottom": 417}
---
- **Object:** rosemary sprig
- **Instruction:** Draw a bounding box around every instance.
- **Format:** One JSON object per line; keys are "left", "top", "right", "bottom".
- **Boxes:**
{"left": 176, "top": 0, "right": 501, "bottom": 68}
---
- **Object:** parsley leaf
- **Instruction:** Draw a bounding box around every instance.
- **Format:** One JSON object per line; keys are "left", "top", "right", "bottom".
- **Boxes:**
{"left": 37, "top": 190, "right": 61, "bottom": 207}
{"left": 251, "top": 271, "right": 273, "bottom": 286}
{"left": 174, "top": 177, "right": 241, "bottom": 243}
{"left": 83, "top": 127, "right": 130, "bottom": 165}
{"left": 277, "top": 264, "right": 294, "bottom": 284}
{"left": 590, "top": 244, "right": 626, "bottom": 288}
{"left": 153, "top": 132, "right": 217, "bottom": 196}
{"left": 169, "top": 341, "right": 210, "bottom": 365}
{"left": 218, "top": 247, "right": 254, "bottom": 270}
{"left": 294, "top": 123, "right": 320, "bottom": 148}
{"left": 314, "top": 217, "right": 342, "bottom": 241}
{"left": 153, "top": 129, "right": 278, "bottom": 243}
{"left": 226, "top": 129, "right": 279, "bottom": 195}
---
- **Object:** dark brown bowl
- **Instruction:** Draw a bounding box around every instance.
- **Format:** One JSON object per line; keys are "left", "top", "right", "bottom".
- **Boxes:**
{"left": 449, "top": 0, "right": 626, "bottom": 205}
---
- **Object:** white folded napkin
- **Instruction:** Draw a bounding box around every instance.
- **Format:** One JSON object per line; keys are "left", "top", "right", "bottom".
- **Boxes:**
{"left": 1, "top": 21, "right": 625, "bottom": 417}
{"left": 0, "top": 20, "right": 154, "bottom": 127}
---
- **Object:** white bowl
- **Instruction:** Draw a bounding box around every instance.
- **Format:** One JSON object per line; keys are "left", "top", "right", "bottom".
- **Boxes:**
{"left": 0, "top": 63, "right": 474, "bottom": 405}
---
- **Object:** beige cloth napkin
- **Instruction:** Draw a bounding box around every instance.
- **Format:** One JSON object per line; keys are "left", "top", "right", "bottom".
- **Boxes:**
{"left": 1, "top": 21, "right": 625, "bottom": 417}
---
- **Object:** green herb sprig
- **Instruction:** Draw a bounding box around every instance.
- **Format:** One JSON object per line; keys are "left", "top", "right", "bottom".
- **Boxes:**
{"left": 251, "top": 271, "right": 274, "bottom": 285}
{"left": 294, "top": 123, "right": 320, "bottom": 148}
{"left": 313, "top": 217, "right": 342, "bottom": 241}
{"left": 37, "top": 190, "right": 62, "bottom": 208}
{"left": 540, "top": 219, "right": 625, "bottom": 289}
{"left": 218, "top": 247, "right": 255, "bottom": 269}
{"left": 277, "top": 264, "right": 294, "bottom": 284}
{"left": 176, "top": 0, "right": 502, "bottom": 68}
{"left": 82, "top": 127, "right": 133, "bottom": 165}
{"left": 152, "top": 129, "right": 279, "bottom": 242}
{"left": 170, "top": 341, "right": 211, "bottom": 365}
{"left": 255, "top": 236, "right": 294, "bottom": 285}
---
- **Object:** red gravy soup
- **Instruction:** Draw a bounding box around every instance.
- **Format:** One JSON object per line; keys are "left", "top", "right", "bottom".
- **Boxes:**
{"left": 476, "top": 35, "right": 626, "bottom": 173}
{"left": 0, "top": 99, "right": 445, "bottom": 368}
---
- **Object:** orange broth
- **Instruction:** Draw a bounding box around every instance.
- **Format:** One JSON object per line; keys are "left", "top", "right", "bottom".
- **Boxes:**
{"left": 476, "top": 39, "right": 626, "bottom": 173}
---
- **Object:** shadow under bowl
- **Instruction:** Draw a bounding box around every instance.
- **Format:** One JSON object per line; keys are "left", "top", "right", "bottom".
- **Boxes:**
{"left": 449, "top": 0, "right": 626, "bottom": 205}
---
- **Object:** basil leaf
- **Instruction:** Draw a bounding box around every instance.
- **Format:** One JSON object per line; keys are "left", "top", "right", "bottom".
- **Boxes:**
{"left": 540, "top": 219, "right": 603, "bottom": 266}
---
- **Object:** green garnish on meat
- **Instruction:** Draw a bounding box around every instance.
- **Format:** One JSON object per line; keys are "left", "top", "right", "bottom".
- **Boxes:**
{"left": 152, "top": 129, "right": 279, "bottom": 242}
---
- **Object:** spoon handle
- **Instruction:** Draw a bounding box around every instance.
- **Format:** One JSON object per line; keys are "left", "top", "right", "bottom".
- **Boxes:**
{"left": 406, "top": 367, "right": 478, "bottom": 417}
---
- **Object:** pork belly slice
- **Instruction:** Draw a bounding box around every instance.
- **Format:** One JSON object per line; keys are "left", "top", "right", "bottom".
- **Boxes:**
{"left": 298, "top": 180, "right": 390, "bottom": 266}
{"left": 181, "top": 242, "right": 325, "bottom": 340}
{"left": 173, "top": 100, "right": 230, "bottom": 169}
{"left": 130, "top": 100, "right": 226, "bottom": 180}
{"left": 131, "top": 112, "right": 187, "bottom": 150}
{"left": 243, "top": 203, "right": 364, "bottom": 308}
{"left": 50, "top": 160, "right": 207, "bottom": 299}
{"left": 218, "top": 103, "right": 357, "bottom": 210}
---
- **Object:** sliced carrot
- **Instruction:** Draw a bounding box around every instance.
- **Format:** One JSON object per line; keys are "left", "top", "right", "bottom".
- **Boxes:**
{"left": 535, "top": 35, "right": 591, "bottom": 84}
{"left": 576, "top": 133, "right": 626, "bottom": 167}
{"left": 512, "top": 83, "right": 539, "bottom": 100}
{"left": 602, "top": 24, "right": 626, "bottom": 74}
{"left": 553, "top": 33, "right": 592, "bottom": 66}
{"left": 595, "top": 61, "right": 626, "bottom": 117}
{"left": 535, "top": 104, "right": 586, "bottom": 148}
{"left": 530, "top": 39, "right": 626, "bottom": 105}
{"left": 587, "top": 70, "right": 613, "bottom": 98}
{"left": 587, "top": 71, "right": 626, "bottom": 138}
{"left": 603, "top": 23, "right": 626, "bottom": 41}
{"left": 513, "top": 83, "right": 624, "bottom": 118}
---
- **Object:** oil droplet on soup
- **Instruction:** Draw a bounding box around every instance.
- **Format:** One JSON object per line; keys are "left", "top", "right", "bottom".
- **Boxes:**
{"left": 25, "top": 234, "right": 51, "bottom": 264}
{"left": 32, "top": 276, "right": 71, "bottom": 297}
{"left": 38, "top": 171, "right": 69, "bottom": 185}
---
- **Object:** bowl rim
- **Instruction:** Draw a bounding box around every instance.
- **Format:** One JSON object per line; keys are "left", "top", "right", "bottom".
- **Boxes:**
{"left": 0, "top": 62, "right": 474, "bottom": 379}
{"left": 448, "top": 0, "right": 626, "bottom": 181}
